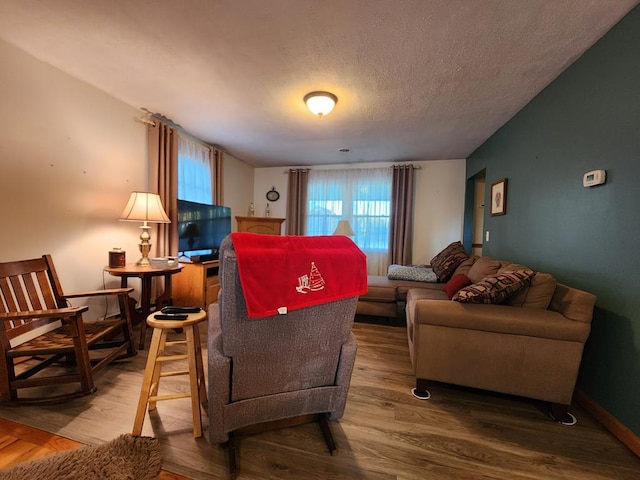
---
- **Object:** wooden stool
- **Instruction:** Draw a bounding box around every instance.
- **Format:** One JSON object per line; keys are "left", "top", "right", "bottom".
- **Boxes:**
{"left": 132, "top": 310, "right": 207, "bottom": 438}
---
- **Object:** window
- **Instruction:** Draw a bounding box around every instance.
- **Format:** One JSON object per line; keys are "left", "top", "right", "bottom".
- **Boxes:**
{"left": 177, "top": 135, "right": 213, "bottom": 203}
{"left": 306, "top": 168, "right": 392, "bottom": 275}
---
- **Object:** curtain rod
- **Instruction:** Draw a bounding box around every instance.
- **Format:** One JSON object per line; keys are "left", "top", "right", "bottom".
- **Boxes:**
{"left": 137, "top": 108, "right": 221, "bottom": 152}
{"left": 282, "top": 164, "right": 421, "bottom": 173}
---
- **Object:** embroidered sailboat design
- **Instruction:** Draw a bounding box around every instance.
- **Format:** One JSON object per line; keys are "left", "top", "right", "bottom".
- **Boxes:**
{"left": 296, "top": 262, "right": 325, "bottom": 294}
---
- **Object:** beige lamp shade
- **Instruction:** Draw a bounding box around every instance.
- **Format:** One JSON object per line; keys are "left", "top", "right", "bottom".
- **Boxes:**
{"left": 333, "top": 219, "right": 355, "bottom": 236}
{"left": 120, "top": 191, "right": 171, "bottom": 223}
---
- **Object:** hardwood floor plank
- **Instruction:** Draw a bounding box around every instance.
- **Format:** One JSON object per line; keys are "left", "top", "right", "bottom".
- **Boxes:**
{"left": 0, "top": 434, "right": 57, "bottom": 468}
{"left": 0, "top": 322, "right": 638, "bottom": 479}
{"left": 0, "top": 417, "right": 189, "bottom": 479}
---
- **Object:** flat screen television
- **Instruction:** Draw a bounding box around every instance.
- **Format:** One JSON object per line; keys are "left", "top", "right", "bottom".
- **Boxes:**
{"left": 177, "top": 200, "right": 231, "bottom": 261}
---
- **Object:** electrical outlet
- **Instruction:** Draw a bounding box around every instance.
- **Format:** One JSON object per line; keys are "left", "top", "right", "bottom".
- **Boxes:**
{"left": 485, "top": 231, "right": 490, "bottom": 242}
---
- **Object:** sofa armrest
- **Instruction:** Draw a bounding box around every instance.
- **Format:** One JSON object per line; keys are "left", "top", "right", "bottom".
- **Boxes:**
{"left": 411, "top": 299, "right": 590, "bottom": 343}
{"left": 550, "top": 283, "right": 596, "bottom": 323}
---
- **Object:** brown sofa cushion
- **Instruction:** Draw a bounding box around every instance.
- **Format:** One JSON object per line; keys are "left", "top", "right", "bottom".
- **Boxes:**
{"left": 430, "top": 241, "right": 469, "bottom": 282}
{"left": 466, "top": 256, "right": 502, "bottom": 283}
{"left": 452, "top": 255, "right": 478, "bottom": 277}
{"left": 363, "top": 276, "right": 399, "bottom": 302}
{"left": 452, "top": 269, "right": 535, "bottom": 304}
{"left": 505, "top": 272, "right": 557, "bottom": 309}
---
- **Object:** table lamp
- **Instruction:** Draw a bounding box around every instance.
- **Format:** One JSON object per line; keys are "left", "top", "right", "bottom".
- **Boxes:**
{"left": 333, "top": 220, "right": 355, "bottom": 236}
{"left": 119, "top": 191, "right": 171, "bottom": 267}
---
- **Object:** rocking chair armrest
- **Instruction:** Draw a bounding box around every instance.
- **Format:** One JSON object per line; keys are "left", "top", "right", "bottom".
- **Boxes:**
{"left": 0, "top": 306, "right": 89, "bottom": 320}
{"left": 62, "top": 287, "right": 134, "bottom": 299}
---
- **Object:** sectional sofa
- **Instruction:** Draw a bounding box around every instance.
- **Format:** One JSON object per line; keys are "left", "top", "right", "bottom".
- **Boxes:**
{"left": 357, "top": 243, "right": 597, "bottom": 423}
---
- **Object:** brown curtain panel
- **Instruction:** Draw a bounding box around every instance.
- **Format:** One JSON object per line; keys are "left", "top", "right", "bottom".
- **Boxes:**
{"left": 286, "top": 168, "right": 309, "bottom": 235}
{"left": 148, "top": 121, "right": 178, "bottom": 257}
{"left": 212, "top": 149, "right": 223, "bottom": 205}
{"left": 388, "top": 164, "right": 416, "bottom": 266}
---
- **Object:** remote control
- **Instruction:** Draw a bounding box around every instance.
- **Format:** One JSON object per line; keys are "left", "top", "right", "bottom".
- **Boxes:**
{"left": 161, "top": 306, "right": 202, "bottom": 314}
{"left": 154, "top": 313, "right": 188, "bottom": 321}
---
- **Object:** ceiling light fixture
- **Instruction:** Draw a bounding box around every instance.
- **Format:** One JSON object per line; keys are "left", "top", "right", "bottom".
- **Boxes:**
{"left": 304, "top": 91, "right": 338, "bottom": 118}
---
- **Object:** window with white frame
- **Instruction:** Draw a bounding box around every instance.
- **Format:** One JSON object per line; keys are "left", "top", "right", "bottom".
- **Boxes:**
{"left": 306, "top": 168, "right": 392, "bottom": 275}
{"left": 177, "top": 135, "right": 212, "bottom": 203}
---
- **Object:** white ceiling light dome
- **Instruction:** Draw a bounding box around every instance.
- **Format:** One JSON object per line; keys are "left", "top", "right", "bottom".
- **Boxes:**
{"left": 304, "top": 91, "right": 338, "bottom": 118}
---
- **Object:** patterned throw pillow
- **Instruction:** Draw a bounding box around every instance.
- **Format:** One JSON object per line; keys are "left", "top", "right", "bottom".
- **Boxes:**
{"left": 430, "top": 241, "right": 469, "bottom": 282}
{"left": 452, "top": 269, "right": 536, "bottom": 304}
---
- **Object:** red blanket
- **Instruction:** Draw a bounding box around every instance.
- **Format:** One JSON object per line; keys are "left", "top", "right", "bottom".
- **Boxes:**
{"left": 230, "top": 233, "right": 368, "bottom": 318}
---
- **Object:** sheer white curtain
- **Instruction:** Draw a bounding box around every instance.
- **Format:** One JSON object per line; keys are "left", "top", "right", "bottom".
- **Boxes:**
{"left": 178, "top": 135, "right": 213, "bottom": 203}
{"left": 307, "top": 168, "right": 392, "bottom": 275}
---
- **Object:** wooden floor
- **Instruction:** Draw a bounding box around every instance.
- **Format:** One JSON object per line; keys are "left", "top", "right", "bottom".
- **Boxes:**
{"left": 0, "top": 417, "right": 188, "bottom": 479}
{"left": 0, "top": 321, "right": 638, "bottom": 479}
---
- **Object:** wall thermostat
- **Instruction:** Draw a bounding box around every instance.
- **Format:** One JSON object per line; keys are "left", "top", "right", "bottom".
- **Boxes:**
{"left": 583, "top": 169, "right": 606, "bottom": 187}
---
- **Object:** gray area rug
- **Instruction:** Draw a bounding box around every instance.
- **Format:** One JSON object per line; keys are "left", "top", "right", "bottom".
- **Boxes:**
{"left": 0, "top": 434, "right": 161, "bottom": 480}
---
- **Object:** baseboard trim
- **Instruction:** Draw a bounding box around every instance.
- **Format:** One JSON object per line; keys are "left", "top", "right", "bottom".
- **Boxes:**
{"left": 574, "top": 389, "right": 640, "bottom": 458}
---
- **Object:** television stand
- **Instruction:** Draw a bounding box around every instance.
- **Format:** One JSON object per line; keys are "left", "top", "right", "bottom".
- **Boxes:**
{"left": 189, "top": 251, "right": 218, "bottom": 263}
{"left": 172, "top": 259, "right": 220, "bottom": 310}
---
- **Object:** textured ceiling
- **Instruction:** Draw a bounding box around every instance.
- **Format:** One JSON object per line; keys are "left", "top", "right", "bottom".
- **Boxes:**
{"left": 0, "top": 0, "right": 637, "bottom": 167}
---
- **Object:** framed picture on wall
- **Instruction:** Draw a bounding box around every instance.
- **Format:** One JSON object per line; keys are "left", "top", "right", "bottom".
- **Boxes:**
{"left": 490, "top": 178, "right": 507, "bottom": 216}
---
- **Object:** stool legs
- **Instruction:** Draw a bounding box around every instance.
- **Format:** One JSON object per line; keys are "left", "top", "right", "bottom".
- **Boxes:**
{"left": 133, "top": 327, "right": 165, "bottom": 436}
{"left": 186, "top": 326, "right": 202, "bottom": 437}
{"left": 132, "top": 323, "right": 206, "bottom": 438}
{"left": 146, "top": 329, "right": 168, "bottom": 412}
{"left": 193, "top": 325, "right": 208, "bottom": 408}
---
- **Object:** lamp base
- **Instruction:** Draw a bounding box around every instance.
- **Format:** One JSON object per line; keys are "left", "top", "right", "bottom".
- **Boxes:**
{"left": 136, "top": 256, "right": 152, "bottom": 267}
{"left": 136, "top": 224, "right": 153, "bottom": 267}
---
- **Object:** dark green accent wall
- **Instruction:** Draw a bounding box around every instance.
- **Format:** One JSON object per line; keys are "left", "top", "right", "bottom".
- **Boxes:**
{"left": 467, "top": 6, "right": 640, "bottom": 436}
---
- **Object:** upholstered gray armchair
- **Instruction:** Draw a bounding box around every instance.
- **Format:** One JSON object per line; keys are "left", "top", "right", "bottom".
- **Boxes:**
{"left": 207, "top": 233, "right": 366, "bottom": 477}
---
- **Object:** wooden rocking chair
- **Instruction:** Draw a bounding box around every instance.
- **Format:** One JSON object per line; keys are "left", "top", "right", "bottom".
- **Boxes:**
{"left": 0, "top": 255, "right": 137, "bottom": 404}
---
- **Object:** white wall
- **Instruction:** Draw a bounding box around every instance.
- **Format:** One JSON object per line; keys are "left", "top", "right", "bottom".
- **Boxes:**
{"left": 222, "top": 153, "right": 255, "bottom": 231}
{"left": 411, "top": 159, "right": 466, "bottom": 264}
{"left": 253, "top": 159, "right": 467, "bottom": 265}
{"left": 253, "top": 167, "right": 288, "bottom": 222}
{"left": 0, "top": 39, "right": 148, "bottom": 315}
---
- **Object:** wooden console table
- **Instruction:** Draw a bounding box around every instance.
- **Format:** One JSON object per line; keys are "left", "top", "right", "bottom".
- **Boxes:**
{"left": 104, "top": 263, "right": 183, "bottom": 349}
{"left": 173, "top": 259, "right": 220, "bottom": 311}
{"left": 235, "top": 216, "right": 284, "bottom": 235}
